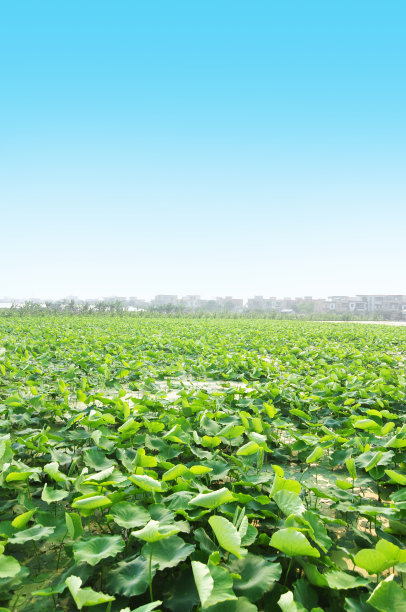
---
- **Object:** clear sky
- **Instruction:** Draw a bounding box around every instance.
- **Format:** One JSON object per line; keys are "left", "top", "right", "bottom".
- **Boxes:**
{"left": 1, "top": 1, "right": 405, "bottom": 300}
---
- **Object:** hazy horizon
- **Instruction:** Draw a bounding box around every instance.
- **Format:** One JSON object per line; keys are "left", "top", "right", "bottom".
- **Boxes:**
{"left": 2, "top": 1, "right": 405, "bottom": 299}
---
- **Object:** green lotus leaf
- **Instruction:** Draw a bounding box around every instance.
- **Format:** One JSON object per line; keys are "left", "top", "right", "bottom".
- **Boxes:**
{"left": 132, "top": 520, "right": 180, "bottom": 542}
{"left": 162, "top": 464, "right": 189, "bottom": 481}
{"left": 367, "top": 577, "right": 406, "bottom": 612}
{"left": 189, "top": 465, "right": 213, "bottom": 475}
{"left": 385, "top": 470, "right": 406, "bottom": 485}
{"left": 278, "top": 591, "right": 307, "bottom": 612}
{"left": 142, "top": 535, "right": 195, "bottom": 570}
{"left": 41, "top": 484, "right": 69, "bottom": 504}
{"left": 192, "top": 561, "right": 237, "bottom": 608}
{"left": 83, "top": 448, "right": 115, "bottom": 471}
{"left": 324, "top": 569, "right": 369, "bottom": 590}
{"left": 376, "top": 539, "right": 406, "bottom": 564}
{"left": 189, "top": 487, "right": 235, "bottom": 509}
{"left": 228, "top": 554, "right": 281, "bottom": 601}
{"left": 11, "top": 509, "right": 36, "bottom": 530}
{"left": 236, "top": 441, "right": 260, "bottom": 456}
{"left": 82, "top": 466, "right": 115, "bottom": 483}
{"left": 9, "top": 525, "right": 55, "bottom": 544}
{"left": 71, "top": 495, "right": 112, "bottom": 514}
{"left": 43, "top": 462, "right": 69, "bottom": 482}
{"left": 0, "top": 555, "right": 21, "bottom": 578}
{"left": 274, "top": 490, "right": 305, "bottom": 516}
{"left": 306, "top": 446, "right": 324, "bottom": 464}
{"left": 106, "top": 556, "right": 157, "bottom": 597}
{"left": 73, "top": 535, "right": 124, "bottom": 566}
{"left": 123, "top": 603, "right": 163, "bottom": 612}
{"left": 270, "top": 475, "right": 301, "bottom": 497}
{"left": 270, "top": 528, "right": 320, "bottom": 558}
{"left": 129, "top": 474, "right": 164, "bottom": 492}
{"left": 65, "top": 513, "right": 83, "bottom": 540}
{"left": 109, "top": 501, "right": 150, "bottom": 528}
{"left": 354, "top": 549, "right": 392, "bottom": 575}
{"left": 65, "top": 575, "right": 115, "bottom": 610}
{"left": 209, "top": 516, "right": 245, "bottom": 559}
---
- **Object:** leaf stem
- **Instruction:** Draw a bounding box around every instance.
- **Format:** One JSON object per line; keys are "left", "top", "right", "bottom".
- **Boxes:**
{"left": 149, "top": 543, "right": 154, "bottom": 601}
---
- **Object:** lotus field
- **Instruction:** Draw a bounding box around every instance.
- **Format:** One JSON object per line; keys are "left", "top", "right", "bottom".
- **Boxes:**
{"left": 1, "top": 317, "right": 406, "bottom": 612}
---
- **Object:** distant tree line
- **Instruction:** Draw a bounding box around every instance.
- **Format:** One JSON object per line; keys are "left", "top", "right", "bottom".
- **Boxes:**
{"left": 0, "top": 300, "right": 403, "bottom": 321}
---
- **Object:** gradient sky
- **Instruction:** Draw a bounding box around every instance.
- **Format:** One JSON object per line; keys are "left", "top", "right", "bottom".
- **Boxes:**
{"left": 1, "top": 1, "right": 405, "bottom": 300}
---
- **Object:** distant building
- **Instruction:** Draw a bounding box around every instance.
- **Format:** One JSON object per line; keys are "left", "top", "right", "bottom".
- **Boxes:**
{"left": 356, "top": 295, "right": 406, "bottom": 314}
{"left": 215, "top": 297, "right": 244, "bottom": 312}
{"left": 180, "top": 295, "right": 202, "bottom": 309}
{"left": 152, "top": 295, "right": 179, "bottom": 306}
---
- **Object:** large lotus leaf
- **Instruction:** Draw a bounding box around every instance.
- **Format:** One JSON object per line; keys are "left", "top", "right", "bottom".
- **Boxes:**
{"left": 65, "top": 513, "right": 83, "bottom": 540}
{"left": 270, "top": 528, "right": 320, "bottom": 558}
{"left": 354, "top": 549, "right": 392, "bottom": 575}
{"left": 194, "top": 528, "right": 218, "bottom": 554}
{"left": 302, "top": 511, "right": 332, "bottom": 553}
{"left": 43, "top": 462, "right": 69, "bottom": 482}
{"left": 278, "top": 591, "right": 307, "bottom": 612}
{"left": 293, "top": 578, "right": 318, "bottom": 610}
{"left": 120, "top": 603, "right": 163, "bottom": 612}
{"left": 41, "top": 484, "right": 69, "bottom": 504}
{"left": 33, "top": 563, "right": 93, "bottom": 597}
{"left": 82, "top": 466, "right": 115, "bottom": 483}
{"left": 385, "top": 470, "right": 406, "bottom": 485}
{"left": 106, "top": 556, "right": 158, "bottom": 597}
{"left": 109, "top": 502, "right": 150, "bottom": 528}
{"left": 130, "top": 474, "right": 164, "bottom": 492}
{"left": 0, "top": 555, "right": 20, "bottom": 578}
{"left": 209, "top": 516, "right": 245, "bottom": 559}
{"left": 236, "top": 441, "right": 260, "bottom": 456}
{"left": 132, "top": 520, "right": 180, "bottom": 542}
{"left": 11, "top": 509, "right": 36, "bottom": 530}
{"left": 142, "top": 535, "right": 195, "bottom": 570}
{"left": 162, "top": 565, "right": 200, "bottom": 612}
{"left": 273, "top": 491, "right": 305, "bottom": 516}
{"left": 204, "top": 460, "right": 232, "bottom": 481}
{"left": 228, "top": 554, "right": 281, "bottom": 601}
{"left": 192, "top": 560, "right": 215, "bottom": 603}
{"left": 219, "top": 425, "right": 245, "bottom": 440}
{"left": 356, "top": 450, "right": 393, "bottom": 469}
{"left": 344, "top": 593, "right": 376, "bottom": 612}
{"left": 71, "top": 495, "right": 112, "bottom": 515}
{"left": 192, "top": 561, "right": 237, "bottom": 609}
{"left": 149, "top": 504, "right": 176, "bottom": 523}
{"left": 270, "top": 475, "right": 301, "bottom": 497}
{"left": 189, "top": 488, "right": 235, "bottom": 509}
{"left": 66, "top": 575, "right": 114, "bottom": 610}
{"left": 83, "top": 448, "right": 115, "bottom": 471}
{"left": 367, "top": 576, "right": 406, "bottom": 611}
{"left": 162, "top": 464, "right": 189, "bottom": 481}
{"left": 5, "top": 470, "right": 38, "bottom": 482}
{"left": 9, "top": 525, "right": 55, "bottom": 544}
{"left": 324, "top": 570, "right": 369, "bottom": 590}
{"left": 189, "top": 465, "right": 213, "bottom": 475}
{"left": 305, "top": 446, "right": 324, "bottom": 464}
{"left": 73, "top": 535, "right": 124, "bottom": 566}
{"left": 202, "top": 597, "right": 258, "bottom": 611}
{"left": 0, "top": 565, "right": 29, "bottom": 598}
{"left": 376, "top": 539, "right": 406, "bottom": 564}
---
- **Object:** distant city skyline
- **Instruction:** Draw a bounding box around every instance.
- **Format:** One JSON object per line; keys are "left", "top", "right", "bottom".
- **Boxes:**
{"left": 2, "top": 292, "right": 406, "bottom": 302}
{"left": 2, "top": 293, "right": 406, "bottom": 318}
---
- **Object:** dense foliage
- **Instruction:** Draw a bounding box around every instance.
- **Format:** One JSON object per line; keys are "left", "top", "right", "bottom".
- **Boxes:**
{"left": 0, "top": 317, "right": 406, "bottom": 612}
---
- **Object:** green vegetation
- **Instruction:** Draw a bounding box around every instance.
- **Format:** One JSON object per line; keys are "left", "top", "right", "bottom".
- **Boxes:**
{"left": 0, "top": 317, "right": 406, "bottom": 611}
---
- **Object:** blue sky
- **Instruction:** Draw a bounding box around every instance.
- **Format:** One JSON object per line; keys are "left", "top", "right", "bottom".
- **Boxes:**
{"left": 1, "top": 1, "right": 405, "bottom": 300}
